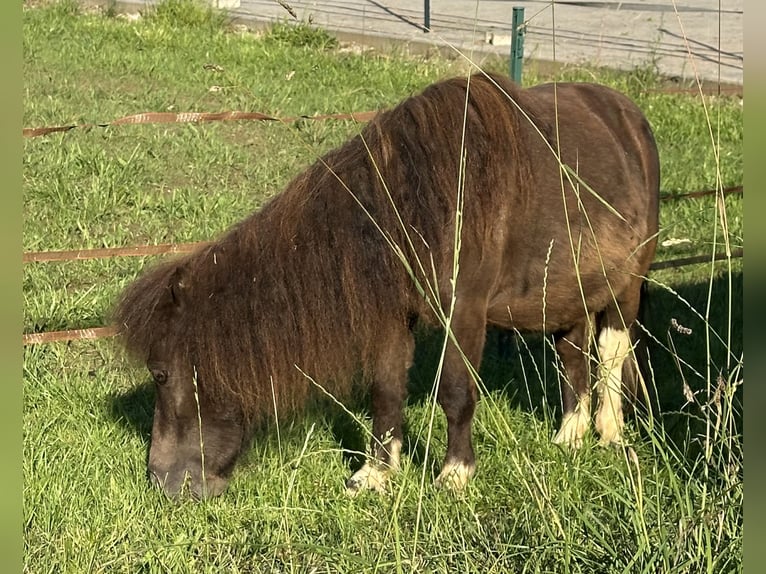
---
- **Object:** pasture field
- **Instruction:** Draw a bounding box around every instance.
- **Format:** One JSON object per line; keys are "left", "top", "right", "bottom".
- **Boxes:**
{"left": 23, "top": 1, "right": 742, "bottom": 572}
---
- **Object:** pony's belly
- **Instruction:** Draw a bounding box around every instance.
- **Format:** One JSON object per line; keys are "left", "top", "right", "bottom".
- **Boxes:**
{"left": 486, "top": 270, "right": 621, "bottom": 333}
{"left": 486, "top": 295, "right": 585, "bottom": 333}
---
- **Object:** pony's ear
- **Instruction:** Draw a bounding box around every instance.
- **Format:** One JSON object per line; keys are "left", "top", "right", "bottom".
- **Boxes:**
{"left": 166, "top": 264, "right": 188, "bottom": 309}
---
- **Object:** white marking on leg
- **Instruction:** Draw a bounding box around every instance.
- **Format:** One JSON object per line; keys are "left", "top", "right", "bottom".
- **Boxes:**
{"left": 553, "top": 394, "right": 591, "bottom": 448}
{"left": 434, "top": 459, "right": 475, "bottom": 490}
{"left": 345, "top": 439, "right": 401, "bottom": 496}
{"left": 594, "top": 327, "right": 630, "bottom": 445}
{"left": 387, "top": 437, "right": 402, "bottom": 471}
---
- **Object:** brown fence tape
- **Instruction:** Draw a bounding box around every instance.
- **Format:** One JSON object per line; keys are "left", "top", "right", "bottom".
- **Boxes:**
{"left": 23, "top": 232, "right": 745, "bottom": 265}
{"left": 22, "top": 248, "right": 743, "bottom": 346}
{"left": 24, "top": 83, "right": 742, "bottom": 139}
{"left": 23, "top": 326, "right": 116, "bottom": 346}
{"left": 22, "top": 182, "right": 743, "bottom": 265}
{"left": 659, "top": 185, "right": 742, "bottom": 201}
{"left": 649, "top": 247, "right": 743, "bottom": 271}
{"left": 23, "top": 242, "right": 204, "bottom": 263}
{"left": 23, "top": 109, "right": 379, "bottom": 138}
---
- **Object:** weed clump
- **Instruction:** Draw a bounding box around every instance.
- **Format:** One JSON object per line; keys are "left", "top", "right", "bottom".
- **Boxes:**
{"left": 148, "top": 0, "right": 227, "bottom": 30}
{"left": 262, "top": 21, "right": 339, "bottom": 51}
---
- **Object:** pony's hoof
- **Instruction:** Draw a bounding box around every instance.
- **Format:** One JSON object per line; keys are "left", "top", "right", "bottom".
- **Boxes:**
{"left": 595, "top": 413, "right": 625, "bottom": 446}
{"left": 553, "top": 431, "right": 583, "bottom": 449}
{"left": 553, "top": 410, "right": 590, "bottom": 449}
{"left": 598, "top": 432, "right": 626, "bottom": 447}
{"left": 345, "top": 464, "right": 388, "bottom": 496}
{"left": 434, "top": 460, "right": 475, "bottom": 491}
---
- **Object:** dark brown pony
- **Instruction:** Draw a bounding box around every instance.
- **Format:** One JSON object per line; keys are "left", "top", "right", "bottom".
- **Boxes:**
{"left": 114, "top": 72, "right": 659, "bottom": 498}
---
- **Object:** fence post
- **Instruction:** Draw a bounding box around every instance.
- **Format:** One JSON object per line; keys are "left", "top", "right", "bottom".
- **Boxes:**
{"left": 510, "top": 7, "right": 525, "bottom": 84}
{"left": 424, "top": 0, "right": 431, "bottom": 32}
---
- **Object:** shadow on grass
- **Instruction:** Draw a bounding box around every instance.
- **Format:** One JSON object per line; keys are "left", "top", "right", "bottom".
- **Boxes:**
{"left": 108, "top": 381, "right": 155, "bottom": 441}
{"left": 107, "top": 270, "right": 742, "bottom": 477}
{"left": 642, "top": 270, "right": 743, "bottom": 464}
{"left": 404, "top": 269, "right": 742, "bottom": 468}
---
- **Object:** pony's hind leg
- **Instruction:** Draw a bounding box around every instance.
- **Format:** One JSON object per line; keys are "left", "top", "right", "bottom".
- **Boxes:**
{"left": 552, "top": 315, "right": 595, "bottom": 448}
{"left": 345, "top": 331, "right": 414, "bottom": 495}
{"left": 594, "top": 295, "right": 640, "bottom": 446}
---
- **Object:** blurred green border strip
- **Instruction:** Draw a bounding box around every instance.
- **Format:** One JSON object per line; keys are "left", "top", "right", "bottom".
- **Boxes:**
{"left": 744, "top": 0, "right": 762, "bottom": 571}
{"left": 4, "top": 0, "right": 21, "bottom": 570}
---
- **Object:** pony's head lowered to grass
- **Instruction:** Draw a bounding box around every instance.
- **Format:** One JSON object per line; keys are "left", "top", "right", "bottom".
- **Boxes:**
{"left": 113, "top": 72, "right": 659, "bottom": 499}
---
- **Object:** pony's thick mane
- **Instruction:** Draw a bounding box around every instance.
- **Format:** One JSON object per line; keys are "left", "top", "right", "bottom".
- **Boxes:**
{"left": 113, "top": 72, "right": 531, "bottom": 423}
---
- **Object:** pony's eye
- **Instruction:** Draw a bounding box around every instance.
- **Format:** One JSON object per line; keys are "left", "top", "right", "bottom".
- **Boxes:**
{"left": 151, "top": 370, "right": 168, "bottom": 385}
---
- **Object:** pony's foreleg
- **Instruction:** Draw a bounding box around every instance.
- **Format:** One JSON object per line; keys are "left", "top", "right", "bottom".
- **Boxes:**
{"left": 345, "top": 332, "right": 414, "bottom": 495}
{"left": 433, "top": 300, "right": 486, "bottom": 490}
{"left": 552, "top": 316, "right": 595, "bottom": 448}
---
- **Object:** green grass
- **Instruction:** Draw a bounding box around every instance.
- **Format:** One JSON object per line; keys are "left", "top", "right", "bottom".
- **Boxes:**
{"left": 23, "top": 1, "right": 743, "bottom": 572}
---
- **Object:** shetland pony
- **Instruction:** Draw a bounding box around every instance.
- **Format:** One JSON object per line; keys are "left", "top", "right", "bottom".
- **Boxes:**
{"left": 114, "top": 72, "right": 659, "bottom": 498}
